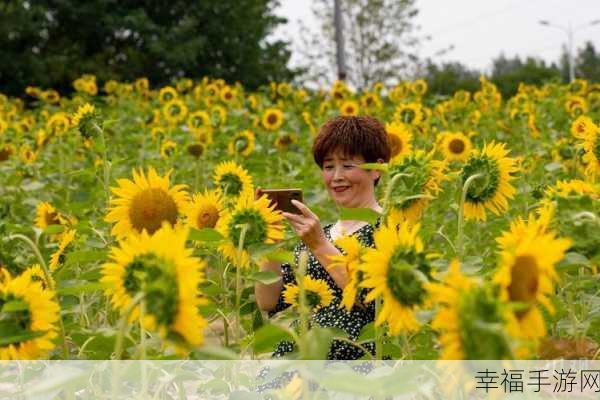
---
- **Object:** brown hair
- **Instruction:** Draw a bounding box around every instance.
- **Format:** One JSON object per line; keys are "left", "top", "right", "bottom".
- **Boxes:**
{"left": 312, "top": 116, "right": 391, "bottom": 185}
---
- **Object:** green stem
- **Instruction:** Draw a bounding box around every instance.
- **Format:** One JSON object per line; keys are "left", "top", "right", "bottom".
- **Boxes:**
{"left": 194, "top": 157, "right": 202, "bottom": 192}
{"left": 8, "top": 234, "right": 69, "bottom": 359}
{"left": 456, "top": 173, "right": 484, "bottom": 259}
{"left": 114, "top": 292, "right": 145, "bottom": 360}
{"left": 296, "top": 250, "right": 309, "bottom": 357}
{"left": 93, "top": 123, "right": 111, "bottom": 209}
{"left": 235, "top": 224, "right": 249, "bottom": 343}
{"left": 375, "top": 298, "right": 383, "bottom": 360}
{"left": 381, "top": 173, "right": 411, "bottom": 221}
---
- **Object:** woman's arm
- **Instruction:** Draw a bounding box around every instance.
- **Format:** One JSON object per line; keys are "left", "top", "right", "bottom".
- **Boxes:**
{"left": 254, "top": 259, "right": 284, "bottom": 312}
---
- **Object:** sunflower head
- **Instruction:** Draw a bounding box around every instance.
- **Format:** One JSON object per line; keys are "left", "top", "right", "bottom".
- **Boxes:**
{"left": 102, "top": 224, "right": 207, "bottom": 351}
{"left": 185, "top": 190, "right": 225, "bottom": 230}
{"left": 71, "top": 103, "right": 100, "bottom": 138}
{"left": 216, "top": 194, "right": 284, "bottom": 268}
{"left": 105, "top": 167, "right": 189, "bottom": 238}
{"left": 228, "top": 130, "right": 255, "bottom": 157}
{"left": 394, "top": 103, "right": 423, "bottom": 125}
{"left": 0, "top": 273, "right": 60, "bottom": 360}
{"left": 262, "top": 108, "right": 284, "bottom": 131}
{"left": 35, "top": 202, "right": 61, "bottom": 230}
{"left": 385, "top": 122, "right": 413, "bottom": 161}
{"left": 274, "top": 132, "right": 298, "bottom": 150}
{"left": 212, "top": 161, "right": 254, "bottom": 199}
{"left": 340, "top": 100, "right": 359, "bottom": 116}
{"left": 160, "top": 140, "right": 177, "bottom": 159}
{"left": 440, "top": 132, "right": 472, "bottom": 162}
{"left": 461, "top": 142, "right": 518, "bottom": 221}
{"left": 187, "top": 143, "right": 206, "bottom": 159}
{"left": 283, "top": 276, "right": 334, "bottom": 312}
{"left": 163, "top": 99, "right": 188, "bottom": 125}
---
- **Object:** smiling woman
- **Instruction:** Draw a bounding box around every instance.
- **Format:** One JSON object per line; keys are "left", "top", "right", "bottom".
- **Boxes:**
{"left": 255, "top": 115, "right": 391, "bottom": 360}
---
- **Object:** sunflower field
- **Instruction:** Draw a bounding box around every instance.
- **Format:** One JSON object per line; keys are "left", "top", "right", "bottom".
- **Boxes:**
{"left": 0, "top": 75, "right": 599, "bottom": 362}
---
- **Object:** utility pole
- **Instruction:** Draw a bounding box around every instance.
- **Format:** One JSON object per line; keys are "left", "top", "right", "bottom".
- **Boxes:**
{"left": 539, "top": 19, "right": 600, "bottom": 82}
{"left": 333, "top": 0, "right": 347, "bottom": 81}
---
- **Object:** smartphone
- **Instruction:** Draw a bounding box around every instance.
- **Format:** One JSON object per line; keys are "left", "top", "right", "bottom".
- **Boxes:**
{"left": 261, "top": 189, "right": 304, "bottom": 214}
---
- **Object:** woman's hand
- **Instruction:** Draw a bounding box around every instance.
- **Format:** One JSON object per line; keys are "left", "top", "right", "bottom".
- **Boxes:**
{"left": 282, "top": 200, "right": 328, "bottom": 252}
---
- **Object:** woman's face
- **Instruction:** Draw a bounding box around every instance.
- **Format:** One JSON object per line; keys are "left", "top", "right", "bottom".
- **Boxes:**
{"left": 321, "top": 151, "right": 380, "bottom": 208}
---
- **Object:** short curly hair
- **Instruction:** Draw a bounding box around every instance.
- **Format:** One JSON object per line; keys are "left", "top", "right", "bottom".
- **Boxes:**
{"left": 312, "top": 116, "right": 391, "bottom": 185}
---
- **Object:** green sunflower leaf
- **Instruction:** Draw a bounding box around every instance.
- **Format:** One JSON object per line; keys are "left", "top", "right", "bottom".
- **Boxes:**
{"left": 360, "top": 163, "right": 388, "bottom": 172}
{"left": 339, "top": 207, "right": 380, "bottom": 224}
{"left": 0, "top": 329, "right": 46, "bottom": 346}
{"left": 246, "top": 271, "right": 281, "bottom": 285}
{"left": 1, "top": 300, "right": 28, "bottom": 312}
{"left": 57, "top": 281, "right": 106, "bottom": 296}
{"left": 263, "top": 249, "right": 294, "bottom": 264}
{"left": 253, "top": 323, "right": 294, "bottom": 353}
{"left": 188, "top": 228, "right": 224, "bottom": 242}
{"left": 44, "top": 224, "right": 65, "bottom": 235}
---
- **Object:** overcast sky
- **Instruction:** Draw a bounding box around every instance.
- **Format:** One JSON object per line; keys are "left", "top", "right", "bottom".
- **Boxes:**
{"left": 273, "top": 0, "right": 600, "bottom": 73}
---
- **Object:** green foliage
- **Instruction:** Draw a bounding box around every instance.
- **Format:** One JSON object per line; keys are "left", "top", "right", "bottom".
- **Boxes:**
{"left": 424, "top": 61, "right": 480, "bottom": 96}
{"left": 0, "top": 0, "right": 297, "bottom": 96}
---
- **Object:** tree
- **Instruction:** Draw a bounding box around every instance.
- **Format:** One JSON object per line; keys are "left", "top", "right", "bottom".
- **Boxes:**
{"left": 423, "top": 60, "right": 480, "bottom": 96}
{"left": 0, "top": 0, "right": 296, "bottom": 96}
{"left": 297, "top": 0, "right": 421, "bottom": 89}
{"left": 575, "top": 41, "right": 600, "bottom": 82}
{"left": 490, "top": 54, "right": 561, "bottom": 97}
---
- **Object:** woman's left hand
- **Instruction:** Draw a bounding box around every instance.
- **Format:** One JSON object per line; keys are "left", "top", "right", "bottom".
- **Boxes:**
{"left": 282, "top": 200, "right": 328, "bottom": 252}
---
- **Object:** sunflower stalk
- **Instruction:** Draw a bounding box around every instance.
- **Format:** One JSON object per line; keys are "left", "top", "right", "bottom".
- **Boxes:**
{"left": 234, "top": 223, "right": 249, "bottom": 343}
{"left": 7, "top": 233, "right": 69, "bottom": 359}
{"left": 92, "top": 122, "right": 111, "bottom": 209}
{"left": 381, "top": 172, "right": 412, "bottom": 220}
{"left": 457, "top": 173, "right": 484, "bottom": 259}
{"left": 114, "top": 292, "right": 145, "bottom": 360}
{"left": 296, "top": 250, "right": 310, "bottom": 357}
{"left": 194, "top": 157, "right": 203, "bottom": 192}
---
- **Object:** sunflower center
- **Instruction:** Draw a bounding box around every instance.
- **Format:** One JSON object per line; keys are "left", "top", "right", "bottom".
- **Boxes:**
{"left": 224, "top": 92, "right": 233, "bottom": 100}
{"left": 0, "top": 148, "right": 11, "bottom": 161}
{"left": 123, "top": 253, "right": 178, "bottom": 327}
{"left": 219, "top": 173, "right": 243, "bottom": 197}
{"left": 228, "top": 210, "right": 268, "bottom": 249}
{"left": 448, "top": 139, "right": 466, "bottom": 154}
{"left": 187, "top": 144, "right": 205, "bottom": 158}
{"left": 388, "top": 135, "right": 403, "bottom": 157}
{"left": 306, "top": 291, "right": 322, "bottom": 310}
{"left": 234, "top": 137, "right": 249, "bottom": 152}
{"left": 168, "top": 104, "right": 182, "bottom": 116}
{"left": 197, "top": 206, "right": 219, "bottom": 229}
{"left": 462, "top": 156, "right": 500, "bottom": 203}
{"left": 507, "top": 255, "right": 539, "bottom": 307}
{"left": 279, "top": 135, "right": 292, "bottom": 146}
{"left": 386, "top": 249, "right": 428, "bottom": 307}
{"left": 0, "top": 294, "right": 32, "bottom": 343}
{"left": 129, "top": 188, "right": 178, "bottom": 234}
{"left": 44, "top": 211, "right": 60, "bottom": 226}
{"left": 267, "top": 113, "right": 278, "bottom": 125}
{"left": 459, "top": 288, "right": 512, "bottom": 359}
{"left": 400, "top": 108, "right": 416, "bottom": 124}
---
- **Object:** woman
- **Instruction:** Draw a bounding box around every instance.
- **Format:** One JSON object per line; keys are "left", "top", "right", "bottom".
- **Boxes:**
{"left": 255, "top": 115, "right": 391, "bottom": 359}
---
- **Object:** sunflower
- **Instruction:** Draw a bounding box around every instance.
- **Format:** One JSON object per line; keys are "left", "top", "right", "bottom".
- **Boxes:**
{"left": 283, "top": 276, "right": 334, "bottom": 312}
{"left": 216, "top": 194, "right": 284, "bottom": 268}
{"left": 187, "top": 143, "right": 206, "bottom": 159}
{"left": 46, "top": 112, "right": 71, "bottom": 137}
{"left": 426, "top": 260, "right": 513, "bottom": 359}
{"left": 105, "top": 167, "right": 189, "bottom": 237}
{"left": 579, "top": 123, "right": 600, "bottom": 179}
{"left": 227, "top": 130, "right": 255, "bottom": 157}
{"left": 101, "top": 224, "right": 207, "bottom": 352}
{"left": 393, "top": 103, "right": 424, "bottom": 126}
{"left": 274, "top": 132, "right": 298, "bottom": 150}
{"left": 570, "top": 115, "right": 596, "bottom": 139}
{"left": 35, "top": 202, "right": 65, "bottom": 230}
{"left": 460, "top": 141, "right": 519, "bottom": 221}
{"left": 49, "top": 229, "right": 76, "bottom": 271}
{"left": 0, "top": 272, "right": 60, "bottom": 360}
{"left": 0, "top": 144, "right": 14, "bottom": 161}
{"left": 187, "top": 110, "right": 212, "bottom": 134}
{"left": 0, "top": 118, "right": 7, "bottom": 135}
{"left": 385, "top": 122, "right": 413, "bottom": 161}
{"left": 71, "top": 103, "right": 99, "bottom": 138}
{"left": 19, "top": 145, "right": 37, "bottom": 164}
{"left": 160, "top": 139, "right": 177, "bottom": 159}
{"left": 158, "top": 86, "right": 178, "bottom": 103}
{"left": 22, "top": 264, "right": 54, "bottom": 290}
{"left": 360, "top": 92, "right": 381, "bottom": 110}
{"left": 565, "top": 95, "right": 588, "bottom": 117}
{"left": 340, "top": 100, "right": 359, "bottom": 116}
{"left": 262, "top": 108, "right": 284, "bottom": 131}
{"left": 219, "top": 86, "right": 235, "bottom": 103}
{"left": 211, "top": 105, "right": 227, "bottom": 126}
{"left": 360, "top": 221, "right": 431, "bottom": 335}
{"left": 550, "top": 179, "right": 599, "bottom": 198}
{"left": 134, "top": 77, "right": 149, "bottom": 94}
{"left": 493, "top": 212, "right": 571, "bottom": 355}
{"left": 184, "top": 190, "right": 225, "bottom": 230}
{"left": 410, "top": 79, "right": 428, "bottom": 97}
{"left": 329, "top": 235, "right": 364, "bottom": 311}
{"left": 212, "top": 161, "right": 254, "bottom": 199}
{"left": 163, "top": 99, "right": 188, "bottom": 125}
{"left": 439, "top": 131, "right": 472, "bottom": 163}
{"left": 387, "top": 150, "right": 447, "bottom": 224}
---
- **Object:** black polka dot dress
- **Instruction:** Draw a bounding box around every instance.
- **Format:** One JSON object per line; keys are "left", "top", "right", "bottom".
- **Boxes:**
{"left": 268, "top": 219, "right": 380, "bottom": 360}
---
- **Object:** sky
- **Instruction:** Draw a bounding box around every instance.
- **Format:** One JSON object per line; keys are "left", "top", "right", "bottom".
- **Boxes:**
{"left": 272, "top": 0, "right": 600, "bottom": 74}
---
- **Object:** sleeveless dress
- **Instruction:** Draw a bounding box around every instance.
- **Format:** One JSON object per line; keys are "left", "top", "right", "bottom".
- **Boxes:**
{"left": 268, "top": 220, "right": 380, "bottom": 359}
